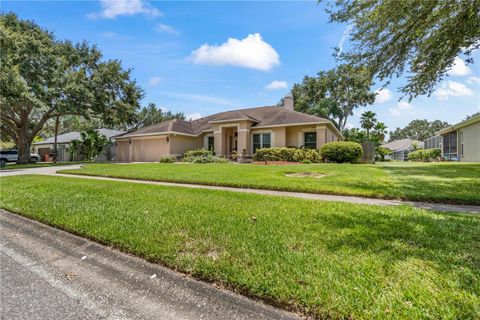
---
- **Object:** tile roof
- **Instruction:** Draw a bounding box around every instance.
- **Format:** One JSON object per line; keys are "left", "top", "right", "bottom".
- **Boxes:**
{"left": 383, "top": 138, "right": 424, "bottom": 152}
{"left": 121, "top": 105, "right": 333, "bottom": 138}
{"left": 35, "top": 128, "right": 125, "bottom": 145}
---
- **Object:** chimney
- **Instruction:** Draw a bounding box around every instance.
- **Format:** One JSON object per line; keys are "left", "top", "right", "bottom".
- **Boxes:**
{"left": 283, "top": 95, "right": 294, "bottom": 111}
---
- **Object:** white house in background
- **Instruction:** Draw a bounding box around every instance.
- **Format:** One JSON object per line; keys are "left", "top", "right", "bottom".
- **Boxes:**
{"left": 382, "top": 138, "right": 424, "bottom": 161}
{"left": 33, "top": 128, "right": 124, "bottom": 162}
{"left": 435, "top": 114, "right": 480, "bottom": 162}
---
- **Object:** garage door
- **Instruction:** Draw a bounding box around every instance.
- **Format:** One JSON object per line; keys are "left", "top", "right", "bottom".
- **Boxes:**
{"left": 132, "top": 137, "right": 169, "bottom": 162}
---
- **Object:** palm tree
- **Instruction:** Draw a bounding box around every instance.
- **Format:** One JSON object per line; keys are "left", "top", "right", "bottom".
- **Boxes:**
{"left": 373, "top": 122, "right": 388, "bottom": 142}
{"left": 360, "top": 111, "right": 377, "bottom": 136}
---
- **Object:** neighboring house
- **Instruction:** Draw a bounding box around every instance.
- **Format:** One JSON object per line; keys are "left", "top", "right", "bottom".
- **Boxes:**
{"left": 383, "top": 138, "right": 424, "bottom": 161}
{"left": 435, "top": 114, "right": 480, "bottom": 162}
{"left": 33, "top": 128, "right": 125, "bottom": 161}
{"left": 115, "top": 96, "right": 342, "bottom": 162}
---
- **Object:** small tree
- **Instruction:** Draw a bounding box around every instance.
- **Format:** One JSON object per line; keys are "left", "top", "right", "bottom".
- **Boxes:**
{"left": 376, "top": 147, "right": 392, "bottom": 162}
{"left": 68, "top": 130, "right": 109, "bottom": 161}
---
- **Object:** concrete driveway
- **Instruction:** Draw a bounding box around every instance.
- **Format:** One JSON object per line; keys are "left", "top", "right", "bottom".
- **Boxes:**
{"left": 0, "top": 164, "right": 83, "bottom": 177}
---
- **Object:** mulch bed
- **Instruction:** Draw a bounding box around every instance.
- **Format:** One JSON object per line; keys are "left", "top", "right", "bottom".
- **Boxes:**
{"left": 252, "top": 161, "right": 302, "bottom": 165}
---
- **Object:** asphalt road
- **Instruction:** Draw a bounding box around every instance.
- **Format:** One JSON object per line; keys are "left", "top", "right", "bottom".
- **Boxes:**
{"left": 0, "top": 210, "right": 298, "bottom": 320}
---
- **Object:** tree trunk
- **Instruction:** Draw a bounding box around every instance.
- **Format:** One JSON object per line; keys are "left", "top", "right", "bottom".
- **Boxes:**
{"left": 53, "top": 116, "right": 60, "bottom": 163}
{"left": 16, "top": 128, "right": 32, "bottom": 164}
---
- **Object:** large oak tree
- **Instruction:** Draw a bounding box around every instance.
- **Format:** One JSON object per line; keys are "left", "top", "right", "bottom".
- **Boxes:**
{"left": 0, "top": 14, "right": 143, "bottom": 163}
{"left": 291, "top": 64, "right": 376, "bottom": 131}
{"left": 324, "top": 0, "right": 480, "bottom": 98}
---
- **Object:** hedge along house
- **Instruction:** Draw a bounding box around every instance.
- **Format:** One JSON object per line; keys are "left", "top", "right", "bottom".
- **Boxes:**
{"left": 115, "top": 96, "right": 343, "bottom": 162}
{"left": 435, "top": 113, "right": 480, "bottom": 162}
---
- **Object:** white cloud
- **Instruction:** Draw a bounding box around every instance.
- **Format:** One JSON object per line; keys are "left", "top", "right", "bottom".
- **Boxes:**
{"left": 389, "top": 101, "right": 413, "bottom": 116}
{"left": 161, "top": 92, "right": 232, "bottom": 105}
{"left": 265, "top": 80, "right": 288, "bottom": 90}
{"left": 189, "top": 33, "right": 280, "bottom": 71}
{"left": 155, "top": 23, "right": 178, "bottom": 35}
{"left": 374, "top": 88, "right": 392, "bottom": 103}
{"left": 448, "top": 57, "right": 471, "bottom": 76}
{"left": 185, "top": 113, "right": 202, "bottom": 121}
{"left": 345, "top": 122, "right": 354, "bottom": 130}
{"left": 148, "top": 76, "right": 162, "bottom": 86}
{"left": 434, "top": 81, "right": 474, "bottom": 100}
{"left": 89, "top": 0, "right": 162, "bottom": 19}
{"left": 467, "top": 76, "right": 480, "bottom": 84}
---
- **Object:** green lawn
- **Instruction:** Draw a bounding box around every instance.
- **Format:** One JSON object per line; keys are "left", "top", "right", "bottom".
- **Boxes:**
{"left": 60, "top": 162, "right": 480, "bottom": 204}
{"left": 1, "top": 175, "right": 479, "bottom": 319}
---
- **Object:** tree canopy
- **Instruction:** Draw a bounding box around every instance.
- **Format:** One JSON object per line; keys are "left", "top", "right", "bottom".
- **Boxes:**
{"left": 324, "top": 0, "right": 480, "bottom": 98}
{"left": 0, "top": 13, "right": 143, "bottom": 163}
{"left": 135, "top": 103, "right": 185, "bottom": 129}
{"left": 343, "top": 111, "right": 388, "bottom": 146}
{"left": 388, "top": 119, "right": 450, "bottom": 142}
{"left": 291, "top": 64, "right": 376, "bottom": 131}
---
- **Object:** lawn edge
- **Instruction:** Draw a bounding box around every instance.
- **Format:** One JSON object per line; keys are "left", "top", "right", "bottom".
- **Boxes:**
{"left": 0, "top": 208, "right": 320, "bottom": 319}
{"left": 58, "top": 170, "right": 480, "bottom": 206}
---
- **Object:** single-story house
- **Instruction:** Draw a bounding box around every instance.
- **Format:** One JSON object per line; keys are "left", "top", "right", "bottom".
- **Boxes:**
{"left": 382, "top": 138, "right": 424, "bottom": 161}
{"left": 33, "top": 128, "right": 125, "bottom": 161}
{"left": 115, "top": 96, "right": 343, "bottom": 162}
{"left": 435, "top": 113, "right": 480, "bottom": 162}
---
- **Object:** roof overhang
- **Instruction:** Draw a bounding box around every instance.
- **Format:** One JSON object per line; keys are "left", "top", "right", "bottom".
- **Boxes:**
{"left": 437, "top": 114, "right": 480, "bottom": 135}
{"left": 116, "top": 131, "right": 197, "bottom": 139}
{"left": 253, "top": 121, "right": 343, "bottom": 139}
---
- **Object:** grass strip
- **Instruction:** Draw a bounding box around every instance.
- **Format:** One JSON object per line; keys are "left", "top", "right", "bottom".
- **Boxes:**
{"left": 60, "top": 162, "right": 480, "bottom": 204}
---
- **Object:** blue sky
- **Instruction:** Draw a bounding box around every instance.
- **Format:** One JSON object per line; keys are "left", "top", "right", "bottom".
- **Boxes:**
{"left": 4, "top": 0, "right": 480, "bottom": 132}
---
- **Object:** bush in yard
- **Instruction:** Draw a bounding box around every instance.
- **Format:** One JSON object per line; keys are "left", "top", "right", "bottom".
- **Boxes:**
{"left": 408, "top": 148, "right": 441, "bottom": 162}
{"left": 183, "top": 148, "right": 214, "bottom": 157}
{"left": 159, "top": 156, "right": 175, "bottom": 163}
{"left": 253, "top": 147, "right": 322, "bottom": 163}
{"left": 183, "top": 149, "right": 228, "bottom": 163}
{"left": 320, "top": 142, "right": 363, "bottom": 163}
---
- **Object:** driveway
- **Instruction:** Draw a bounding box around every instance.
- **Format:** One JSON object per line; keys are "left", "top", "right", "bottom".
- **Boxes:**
{"left": 0, "top": 164, "right": 83, "bottom": 177}
{"left": 0, "top": 210, "right": 298, "bottom": 320}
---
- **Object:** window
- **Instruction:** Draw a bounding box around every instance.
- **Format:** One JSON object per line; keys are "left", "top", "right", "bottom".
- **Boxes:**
{"left": 207, "top": 136, "right": 214, "bottom": 151}
{"left": 252, "top": 133, "right": 271, "bottom": 153}
{"left": 460, "top": 131, "right": 464, "bottom": 156}
{"left": 304, "top": 132, "right": 317, "bottom": 149}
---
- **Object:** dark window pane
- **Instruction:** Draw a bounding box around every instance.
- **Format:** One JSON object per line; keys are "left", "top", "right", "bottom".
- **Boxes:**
{"left": 207, "top": 136, "right": 214, "bottom": 151}
{"left": 253, "top": 134, "right": 260, "bottom": 144}
{"left": 262, "top": 133, "right": 271, "bottom": 145}
{"left": 304, "top": 132, "right": 317, "bottom": 149}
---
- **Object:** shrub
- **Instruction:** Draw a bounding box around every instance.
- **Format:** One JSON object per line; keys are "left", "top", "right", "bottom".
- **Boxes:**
{"left": 183, "top": 148, "right": 214, "bottom": 157}
{"left": 183, "top": 149, "right": 228, "bottom": 163}
{"left": 253, "top": 147, "right": 322, "bottom": 163}
{"left": 408, "top": 148, "right": 441, "bottom": 162}
{"left": 320, "top": 142, "right": 363, "bottom": 163}
{"left": 159, "top": 156, "right": 175, "bottom": 163}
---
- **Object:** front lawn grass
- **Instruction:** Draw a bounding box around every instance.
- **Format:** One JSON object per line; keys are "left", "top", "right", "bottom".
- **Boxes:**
{"left": 1, "top": 175, "right": 479, "bottom": 319}
{"left": 60, "top": 161, "right": 480, "bottom": 204}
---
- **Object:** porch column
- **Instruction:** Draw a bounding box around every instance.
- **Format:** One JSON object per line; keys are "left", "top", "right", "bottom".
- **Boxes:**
{"left": 213, "top": 126, "right": 224, "bottom": 156}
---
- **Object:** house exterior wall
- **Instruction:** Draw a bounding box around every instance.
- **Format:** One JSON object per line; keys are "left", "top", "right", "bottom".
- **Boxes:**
{"left": 130, "top": 136, "right": 170, "bottom": 162}
{"left": 284, "top": 125, "right": 340, "bottom": 148}
{"left": 169, "top": 135, "right": 203, "bottom": 157}
{"left": 458, "top": 121, "right": 480, "bottom": 162}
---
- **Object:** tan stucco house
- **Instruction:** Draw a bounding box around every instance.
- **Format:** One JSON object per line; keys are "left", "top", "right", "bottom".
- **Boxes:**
{"left": 115, "top": 96, "right": 342, "bottom": 162}
{"left": 435, "top": 113, "right": 480, "bottom": 162}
